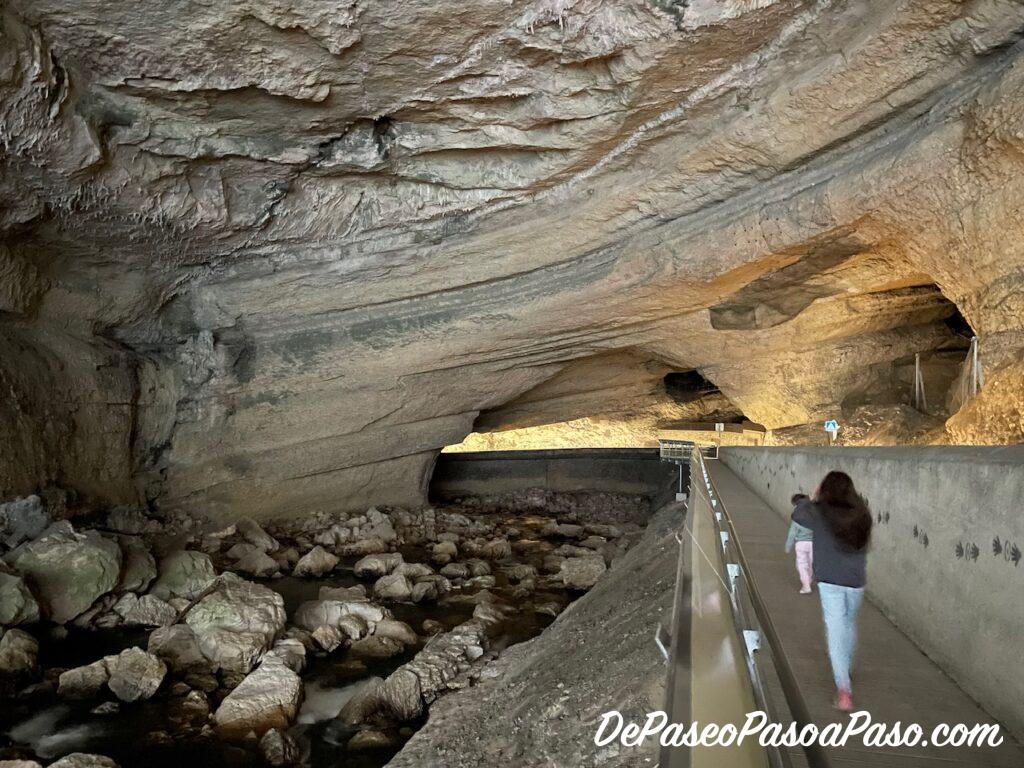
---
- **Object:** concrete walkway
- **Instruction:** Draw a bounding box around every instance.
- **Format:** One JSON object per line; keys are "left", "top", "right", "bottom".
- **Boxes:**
{"left": 706, "top": 459, "right": 1024, "bottom": 768}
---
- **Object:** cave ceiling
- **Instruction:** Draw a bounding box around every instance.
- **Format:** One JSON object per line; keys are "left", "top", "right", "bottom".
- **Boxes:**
{"left": 2, "top": 0, "right": 1024, "bottom": 519}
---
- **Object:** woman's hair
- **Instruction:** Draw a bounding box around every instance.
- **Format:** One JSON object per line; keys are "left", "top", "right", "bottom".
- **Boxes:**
{"left": 815, "top": 471, "right": 872, "bottom": 550}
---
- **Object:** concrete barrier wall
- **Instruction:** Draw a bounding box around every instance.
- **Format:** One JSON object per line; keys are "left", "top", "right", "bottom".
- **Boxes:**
{"left": 430, "top": 448, "right": 680, "bottom": 507}
{"left": 720, "top": 446, "right": 1024, "bottom": 740}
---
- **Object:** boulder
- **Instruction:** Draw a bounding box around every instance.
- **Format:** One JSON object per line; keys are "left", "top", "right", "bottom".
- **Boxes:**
{"left": 311, "top": 625, "right": 345, "bottom": 652}
{"left": 0, "top": 496, "right": 49, "bottom": 550}
{"left": 264, "top": 637, "right": 306, "bottom": 673}
{"left": 58, "top": 659, "right": 110, "bottom": 699}
{"left": 559, "top": 556, "right": 607, "bottom": 589}
{"left": 49, "top": 755, "right": 119, "bottom": 768}
{"left": 555, "top": 523, "right": 585, "bottom": 539}
{"left": 106, "top": 508, "right": 163, "bottom": 535}
{"left": 106, "top": 647, "right": 167, "bottom": 702}
{"left": 348, "top": 729, "right": 395, "bottom": 750}
{"left": 364, "top": 508, "right": 397, "bottom": 543}
{"left": 259, "top": 728, "right": 300, "bottom": 767}
{"left": 233, "top": 549, "right": 280, "bottom": 578}
{"left": 318, "top": 584, "right": 367, "bottom": 601}
{"left": 213, "top": 657, "right": 302, "bottom": 736}
{"left": 373, "top": 573, "right": 412, "bottom": 602}
{"left": 292, "top": 546, "right": 338, "bottom": 577}
{"left": 0, "top": 627, "right": 38, "bottom": 676}
{"left": 0, "top": 571, "right": 40, "bottom": 626}
{"left": 394, "top": 562, "right": 433, "bottom": 579}
{"left": 410, "top": 581, "right": 439, "bottom": 604}
{"left": 236, "top": 517, "right": 280, "bottom": 553}
{"left": 339, "top": 538, "right": 388, "bottom": 556}
{"left": 338, "top": 614, "right": 369, "bottom": 640}
{"left": 353, "top": 552, "right": 403, "bottom": 579}
{"left": 505, "top": 563, "right": 537, "bottom": 583}
{"left": 5, "top": 522, "right": 121, "bottom": 623}
{"left": 0, "top": 761, "right": 43, "bottom": 768}
{"left": 372, "top": 619, "right": 419, "bottom": 646}
{"left": 115, "top": 537, "right": 157, "bottom": 593}
{"left": 293, "top": 599, "right": 386, "bottom": 633}
{"left": 439, "top": 563, "right": 468, "bottom": 579}
{"left": 348, "top": 635, "right": 404, "bottom": 660}
{"left": 118, "top": 594, "right": 177, "bottom": 627}
{"left": 185, "top": 573, "right": 286, "bottom": 673}
{"left": 149, "top": 550, "right": 216, "bottom": 601}
{"left": 147, "top": 624, "right": 210, "bottom": 677}
{"left": 482, "top": 539, "right": 512, "bottom": 560}
{"left": 431, "top": 541, "right": 458, "bottom": 564}
{"left": 465, "top": 559, "right": 491, "bottom": 577}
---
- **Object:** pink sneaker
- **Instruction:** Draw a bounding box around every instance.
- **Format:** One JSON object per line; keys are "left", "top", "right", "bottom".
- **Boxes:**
{"left": 835, "top": 689, "right": 854, "bottom": 712}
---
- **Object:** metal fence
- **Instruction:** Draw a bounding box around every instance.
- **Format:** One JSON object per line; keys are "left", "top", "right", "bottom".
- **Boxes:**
{"left": 658, "top": 447, "right": 832, "bottom": 768}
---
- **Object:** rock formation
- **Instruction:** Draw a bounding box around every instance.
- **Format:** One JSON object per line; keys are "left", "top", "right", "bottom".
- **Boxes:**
{"left": 2, "top": 1, "right": 1024, "bottom": 519}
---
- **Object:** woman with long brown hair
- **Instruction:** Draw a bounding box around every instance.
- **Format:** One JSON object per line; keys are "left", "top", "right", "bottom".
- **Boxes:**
{"left": 792, "top": 470, "right": 872, "bottom": 712}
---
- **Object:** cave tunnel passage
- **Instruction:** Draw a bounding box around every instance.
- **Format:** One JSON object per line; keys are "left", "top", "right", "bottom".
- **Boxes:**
{"left": 426, "top": 447, "right": 682, "bottom": 509}
{"left": 663, "top": 369, "right": 722, "bottom": 405}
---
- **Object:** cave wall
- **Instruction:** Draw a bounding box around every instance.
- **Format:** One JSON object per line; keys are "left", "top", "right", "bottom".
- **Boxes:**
{"left": 2, "top": 1, "right": 1024, "bottom": 519}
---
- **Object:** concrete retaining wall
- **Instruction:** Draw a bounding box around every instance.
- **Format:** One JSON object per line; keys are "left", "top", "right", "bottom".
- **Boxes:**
{"left": 720, "top": 446, "right": 1024, "bottom": 741}
{"left": 430, "top": 448, "right": 680, "bottom": 507}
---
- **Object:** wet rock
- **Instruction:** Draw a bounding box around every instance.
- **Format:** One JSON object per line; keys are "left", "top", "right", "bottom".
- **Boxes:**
{"left": 439, "top": 563, "right": 468, "bottom": 579}
{"left": 505, "top": 563, "right": 537, "bottom": 583}
{"left": 233, "top": 548, "right": 280, "bottom": 578}
{"left": 465, "top": 559, "right": 491, "bottom": 577}
{"left": 354, "top": 552, "right": 403, "bottom": 579}
{"left": 348, "top": 635, "right": 404, "bottom": 660}
{"left": 0, "top": 627, "right": 38, "bottom": 676}
{"left": 422, "top": 619, "right": 445, "bottom": 635}
{"left": 373, "top": 619, "right": 419, "bottom": 646}
{"left": 213, "top": 657, "right": 302, "bottom": 737}
{"left": 150, "top": 550, "right": 216, "bottom": 601}
{"left": 311, "top": 625, "right": 345, "bottom": 653}
{"left": 373, "top": 573, "right": 412, "bottom": 602}
{"left": 49, "top": 755, "right": 119, "bottom": 768}
{"left": 410, "top": 581, "right": 439, "bottom": 604}
{"left": 0, "top": 760, "right": 43, "bottom": 768}
{"left": 294, "top": 599, "right": 386, "bottom": 633}
{"left": 337, "top": 614, "right": 369, "bottom": 641}
{"left": 292, "top": 546, "right": 337, "bottom": 577}
{"left": 339, "top": 538, "right": 388, "bottom": 557}
{"left": 348, "top": 729, "right": 395, "bottom": 750}
{"left": 106, "top": 508, "right": 164, "bottom": 535}
{"left": 185, "top": 573, "right": 286, "bottom": 674}
{"left": 580, "top": 535, "right": 608, "bottom": 550}
{"left": 466, "top": 575, "right": 496, "bottom": 589}
{"left": 0, "top": 571, "right": 39, "bottom": 626}
{"left": 113, "top": 593, "right": 177, "bottom": 627}
{"left": 0, "top": 495, "right": 49, "bottom": 549}
{"left": 91, "top": 701, "right": 120, "bottom": 715}
{"left": 482, "top": 539, "right": 512, "bottom": 560}
{"left": 318, "top": 584, "right": 367, "bottom": 601}
{"left": 555, "top": 523, "right": 585, "bottom": 539}
{"left": 559, "top": 555, "right": 607, "bottom": 589}
{"left": 337, "top": 677, "right": 384, "bottom": 725}
{"left": 363, "top": 508, "right": 397, "bottom": 544}
{"left": 148, "top": 624, "right": 209, "bottom": 677}
{"left": 107, "top": 646, "right": 167, "bottom": 702}
{"left": 5, "top": 522, "right": 121, "bottom": 624}
{"left": 58, "top": 659, "right": 110, "bottom": 699}
{"left": 276, "top": 547, "right": 300, "bottom": 569}
{"left": 236, "top": 517, "right": 279, "bottom": 553}
{"left": 535, "top": 601, "right": 564, "bottom": 618}
{"left": 431, "top": 541, "right": 457, "bottom": 565}
{"left": 394, "top": 562, "right": 433, "bottom": 579}
{"left": 115, "top": 537, "right": 157, "bottom": 593}
{"left": 345, "top": 619, "right": 490, "bottom": 724}
{"left": 265, "top": 637, "right": 306, "bottom": 673}
{"left": 260, "top": 728, "right": 300, "bottom": 766}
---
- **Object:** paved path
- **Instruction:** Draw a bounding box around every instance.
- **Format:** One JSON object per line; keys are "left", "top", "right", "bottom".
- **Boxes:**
{"left": 706, "top": 458, "right": 1023, "bottom": 768}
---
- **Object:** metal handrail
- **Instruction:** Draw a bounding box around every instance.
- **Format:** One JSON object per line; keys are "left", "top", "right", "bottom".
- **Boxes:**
{"left": 696, "top": 450, "right": 833, "bottom": 768}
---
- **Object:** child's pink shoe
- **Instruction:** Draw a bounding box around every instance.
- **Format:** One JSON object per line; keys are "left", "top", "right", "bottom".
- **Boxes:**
{"left": 835, "top": 689, "right": 854, "bottom": 712}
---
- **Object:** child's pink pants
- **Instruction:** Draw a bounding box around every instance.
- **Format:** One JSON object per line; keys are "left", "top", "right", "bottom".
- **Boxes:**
{"left": 795, "top": 540, "right": 814, "bottom": 590}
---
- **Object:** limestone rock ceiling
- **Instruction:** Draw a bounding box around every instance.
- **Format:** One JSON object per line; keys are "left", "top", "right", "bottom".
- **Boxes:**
{"left": 1, "top": 0, "right": 1024, "bottom": 519}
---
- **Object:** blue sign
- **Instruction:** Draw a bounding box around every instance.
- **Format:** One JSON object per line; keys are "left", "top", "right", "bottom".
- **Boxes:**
{"left": 824, "top": 420, "right": 840, "bottom": 431}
